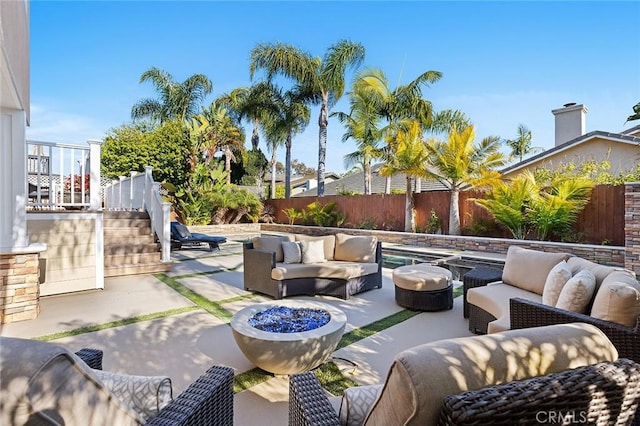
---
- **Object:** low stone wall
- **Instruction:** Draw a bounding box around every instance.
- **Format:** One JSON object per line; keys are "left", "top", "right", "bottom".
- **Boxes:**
{"left": 626, "top": 182, "right": 640, "bottom": 275}
{"left": 260, "top": 224, "right": 626, "bottom": 267}
{"left": 0, "top": 253, "right": 40, "bottom": 323}
{"left": 188, "top": 223, "right": 261, "bottom": 237}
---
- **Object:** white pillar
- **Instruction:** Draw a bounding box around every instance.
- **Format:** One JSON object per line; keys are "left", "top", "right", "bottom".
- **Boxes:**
{"left": 88, "top": 139, "right": 103, "bottom": 211}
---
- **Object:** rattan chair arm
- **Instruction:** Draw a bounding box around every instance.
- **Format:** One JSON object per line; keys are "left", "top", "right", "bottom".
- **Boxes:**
{"left": 74, "top": 348, "right": 104, "bottom": 370}
{"left": 439, "top": 358, "right": 640, "bottom": 426}
{"left": 289, "top": 372, "right": 340, "bottom": 426}
{"left": 147, "top": 365, "right": 234, "bottom": 426}
{"left": 510, "top": 297, "right": 640, "bottom": 362}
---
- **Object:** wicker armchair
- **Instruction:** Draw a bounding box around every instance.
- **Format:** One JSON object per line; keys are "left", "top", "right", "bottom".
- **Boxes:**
{"left": 289, "top": 359, "right": 640, "bottom": 426}
{"left": 510, "top": 297, "right": 640, "bottom": 363}
{"left": 73, "top": 347, "right": 234, "bottom": 425}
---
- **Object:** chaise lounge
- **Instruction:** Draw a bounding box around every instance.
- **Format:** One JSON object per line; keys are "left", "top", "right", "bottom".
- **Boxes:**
{"left": 170, "top": 221, "right": 227, "bottom": 251}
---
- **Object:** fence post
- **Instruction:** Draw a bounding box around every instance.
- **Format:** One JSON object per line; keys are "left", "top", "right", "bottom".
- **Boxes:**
{"left": 87, "top": 139, "right": 103, "bottom": 211}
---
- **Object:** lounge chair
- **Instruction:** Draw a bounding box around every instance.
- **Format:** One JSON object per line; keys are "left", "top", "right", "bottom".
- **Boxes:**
{"left": 170, "top": 221, "right": 226, "bottom": 251}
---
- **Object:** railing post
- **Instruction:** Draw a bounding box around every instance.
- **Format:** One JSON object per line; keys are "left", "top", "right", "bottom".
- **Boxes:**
{"left": 119, "top": 176, "right": 126, "bottom": 210}
{"left": 88, "top": 139, "right": 103, "bottom": 211}
{"left": 152, "top": 182, "right": 160, "bottom": 237}
{"left": 144, "top": 166, "right": 153, "bottom": 213}
{"left": 162, "top": 201, "right": 171, "bottom": 262}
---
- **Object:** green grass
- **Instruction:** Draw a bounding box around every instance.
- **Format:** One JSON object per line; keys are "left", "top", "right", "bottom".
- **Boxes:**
{"left": 233, "top": 368, "right": 273, "bottom": 394}
{"left": 314, "top": 361, "right": 360, "bottom": 396}
{"left": 34, "top": 306, "right": 200, "bottom": 341}
{"left": 453, "top": 285, "right": 463, "bottom": 298}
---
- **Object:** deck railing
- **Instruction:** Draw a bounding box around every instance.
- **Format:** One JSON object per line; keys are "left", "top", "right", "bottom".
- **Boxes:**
{"left": 26, "top": 140, "right": 102, "bottom": 210}
{"left": 103, "top": 166, "right": 171, "bottom": 262}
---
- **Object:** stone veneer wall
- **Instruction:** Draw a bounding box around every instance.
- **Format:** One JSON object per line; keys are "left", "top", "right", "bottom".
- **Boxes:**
{"left": 625, "top": 182, "right": 640, "bottom": 275}
{"left": 0, "top": 253, "right": 40, "bottom": 323}
{"left": 189, "top": 223, "right": 261, "bottom": 236}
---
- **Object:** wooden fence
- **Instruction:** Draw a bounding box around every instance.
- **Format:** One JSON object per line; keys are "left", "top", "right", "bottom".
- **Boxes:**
{"left": 264, "top": 184, "right": 625, "bottom": 246}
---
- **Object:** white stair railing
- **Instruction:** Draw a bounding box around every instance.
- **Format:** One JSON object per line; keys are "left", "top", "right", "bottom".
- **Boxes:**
{"left": 104, "top": 166, "right": 171, "bottom": 262}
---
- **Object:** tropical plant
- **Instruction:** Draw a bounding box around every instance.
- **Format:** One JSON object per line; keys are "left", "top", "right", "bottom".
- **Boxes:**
{"left": 504, "top": 124, "right": 542, "bottom": 163}
{"left": 626, "top": 101, "right": 640, "bottom": 122}
{"left": 425, "top": 210, "right": 441, "bottom": 234}
{"left": 379, "top": 120, "right": 431, "bottom": 232}
{"left": 131, "top": 67, "right": 212, "bottom": 123}
{"left": 250, "top": 39, "right": 366, "bottom": 196}
{"left": 283, "top": 207, "right": 304, "bottom": 225}
{"left": 303, "top": 201, "right": 344, "bottom": 227}
{"left": 424, "top": 125, "right": 505, "bottom": 236}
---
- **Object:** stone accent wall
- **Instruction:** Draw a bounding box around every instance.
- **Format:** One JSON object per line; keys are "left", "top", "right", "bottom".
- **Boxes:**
{"left": 189, "top": 223, "right": 261, "bottom": 236}
{"left": 261, "top": 224, "right": 626, "bottom": 267}
{"left": 0, "top": 253, "right": 40, "bottom": 323}
{"left": 625, "top": 182, "right": 640, "bottom": 275}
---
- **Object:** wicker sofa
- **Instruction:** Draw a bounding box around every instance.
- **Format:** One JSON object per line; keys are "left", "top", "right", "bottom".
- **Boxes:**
{"left": 243, "top": 233, "right": 382, "bottom": 300}
{"left": 466, "top": 247, "right": 640, "bottom": 360}
{"left": 1, "top": 337, "right": 234, "bottom": 426}
{"left": 288, "top": 323, "right": 640, "bottom": 426}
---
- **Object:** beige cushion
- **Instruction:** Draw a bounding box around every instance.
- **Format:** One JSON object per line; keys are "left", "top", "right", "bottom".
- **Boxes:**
{"left": 392, "top": 264, "right": 452, "bottom": 291}
{"left": 271, "top": 261, "right": 378, "bottom": 281}
{"left": 466, "top": 283, "right": 542, "bottom": 334}
{"left": 281, "top": 241, "right": 302, "bottom": 264}
{"left": 501, "top": 246, "right": 570, "bottom": 295}
{"left": 542, "top": 261, "right": 572, "bottom": 306}
{"left": 334, "top": 233, "right": 377, "bottom": 263}
{"left": 252, "top": 235, "right": 293, "bottom": 262}
{"left": 566, "top": 257, "right": 620, "bottom": 289}
{"left": 364, "top": 323, "right": 618, "bottom": 426}
{"left": 556, "top": 270, "right": 597, "bottom": 313}
{"left": 591, "top": 270, "right": 640, "bottom": 327}
{"left": 0, "top": 337, "right": 143, "bottom": 426}
{"left": 295, "top": 234, "right": 336, "bottom": 260}
{"left": 300, "top": 240, "right": 327, "bottom": 264}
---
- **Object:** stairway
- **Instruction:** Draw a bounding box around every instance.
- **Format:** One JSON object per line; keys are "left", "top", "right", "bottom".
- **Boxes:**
{"left": 104, "top": 211, "right": 172, "bottom": 277}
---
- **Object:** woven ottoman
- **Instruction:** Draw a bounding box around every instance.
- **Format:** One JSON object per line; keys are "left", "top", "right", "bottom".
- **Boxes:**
{"left": 393, "top": 264, "right": 453, "bottom": 311}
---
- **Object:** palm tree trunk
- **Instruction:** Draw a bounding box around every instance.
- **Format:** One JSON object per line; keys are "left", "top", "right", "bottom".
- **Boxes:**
{"left": 405, "top": 176, "right": 415, "bottom": 232}
{"left": 364, "top": 155, "right": 371, "bottom": 195}
{"left": 285, "top": 134, "right": 292, "bottom": 199}
{"left": 225, "top": 147, "right": 232, "bottom": 185}
{"left": 385, "top": 176, "right": 391, "bottom": 194}
{"left": 270, "top": 146, "right": 277, "bottom": 199}
{"left": 449, "top": 188, "right": 461, "bottom": 235}
{"left": 251, "top": 117, "right": 260, "bottom": 150}
{"left": 317, "top": 93, "right": 329, "bottom": 197}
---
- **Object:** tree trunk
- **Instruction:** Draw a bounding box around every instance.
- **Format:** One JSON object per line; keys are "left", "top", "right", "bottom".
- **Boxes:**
{"left": 385, "top": 176, "right": 391, "bottom": 194}
{"left": 251, "top": 117, "right": 260, "bottom": 150}
{"left": 270, "top": 146, "right": 277, "bottom": 199}
{"left": 449, "top": 188, "right": 461, "bottom": 235}
{"left": 405, "top": 176, "right": 415, "bottom": 232}
{"left": 364, "top": 156, "right": 371, "bottom": 195}
{"left": 317, "top": 92, "right": 329, "bottom": 197}
{"left": 285, "top": 133, "right": 292, "bottom": 199}
{"left": 224, "top": 147, "right": 232, "bottom": 185}
{"left": 415, "top": 178, "right": 421, "bottom": 193}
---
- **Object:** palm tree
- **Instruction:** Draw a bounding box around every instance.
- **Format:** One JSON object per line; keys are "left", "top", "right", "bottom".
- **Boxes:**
{"left": 505, "top": 124, "right": 542, "bottom": 163}
{"left": 380, "top": 120, "right": 430, "bottom": 232}
{"left": 424, "top": 125, "right": 506, "bottom": 236}
{"left": 131, "top": 67, "right": 212, "bottom": 123}
{"left": 626, "top": 102, "right": 640, "bottom": 122}
{"left": 262, "top": 89, "right": 311, "bottom": 199}
{"left": 250, "top": 40, "right": 365, "bottom": 196}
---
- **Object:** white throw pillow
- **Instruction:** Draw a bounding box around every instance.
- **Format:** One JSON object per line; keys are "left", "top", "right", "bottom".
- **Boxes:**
{"left": 542, "top": 261, "right": 573, "bottom": 306}
{"left": 300, "top": 240, "right": 327, "bottom": 264}
{"left": 281, "top": 241, "right": 302, "bottom": 264}
{"left": 556, "top": 270, "right": 597, "bottom": 313}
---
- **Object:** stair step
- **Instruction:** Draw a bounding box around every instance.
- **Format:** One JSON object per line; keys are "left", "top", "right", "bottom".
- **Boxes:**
{"left": 105, "top": 243, "right": 161, "bottom": 255}
{"left": 104, "top": 261, "right": 173, "bottom": 278}
{"left": 104, "top": 235, "right": 156, "bottom": 245}
{"left": 103, "top": 211, "right": 150, "bottom": 220}
{"left": 104, "top": 226, "right": 153, "bottom": 236}
{"left": 104, "top": 252, "right": 163, "bottom": 266}
{"left": 104, "top": 217, "right": 155, "bottom": 228}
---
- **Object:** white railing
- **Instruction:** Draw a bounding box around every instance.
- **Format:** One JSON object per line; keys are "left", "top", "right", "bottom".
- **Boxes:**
{"left": 26, "top": 140, "right": 102, "bottom": 210}
{"left": 104, "top": 166, "right": 171, "bottom": 262}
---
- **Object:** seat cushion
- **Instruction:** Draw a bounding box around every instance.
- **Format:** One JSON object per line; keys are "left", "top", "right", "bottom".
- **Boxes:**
{"left": 467, "top": 283, "right": 542, "bottom": 333}
{"left": 334, "top": 233, "right": 377, "bottom": 263}
{"left": 271, "top": 261, "right": 379, "bottom": 281}
{"left": 364, "top": 323, "right": 618, "bottom": 426}
{"left": 0, "top": 337, "right": 143, "bottom": 426}
{"left": 295, "top": 234, "right": 336, "bottom": 261}
{"left": 501, "top": 246, "right": 570, "bottom": 295}
{"left": 591, "top": 270, "right": 640, "bottom": 327}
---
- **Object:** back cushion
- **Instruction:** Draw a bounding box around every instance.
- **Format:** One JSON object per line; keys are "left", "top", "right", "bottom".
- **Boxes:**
{"left": 566, "top": 257, "right": 620, "bottom": 288}
{"left": 252, "top": 235, "right": 293, "bottom": 262}
{"left": 334, "top": 233, "right": 378, "bottom": 263}
{"left": 294, "top": 234, "right": 336, "bottom": 261}
{"left": 364, "top": 323, "right": 618, "bottom": 426}
{"left": 591, "top": 270, "right": 640, "bottom": 327}
{"left": 501, "top": 246, "right": 570, "bottom": 295}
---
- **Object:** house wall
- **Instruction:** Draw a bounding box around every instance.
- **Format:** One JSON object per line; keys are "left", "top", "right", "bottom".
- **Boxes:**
{"left": 502, "top": 137, "right": 639, "bottom": 179}
{"left": 27, "top": 213, "right": 103, "bottom": 296}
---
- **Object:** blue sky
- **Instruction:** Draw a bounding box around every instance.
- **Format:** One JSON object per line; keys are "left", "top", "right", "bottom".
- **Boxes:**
{"left": 28, "top": 1, "right": 640, "bottom": 174}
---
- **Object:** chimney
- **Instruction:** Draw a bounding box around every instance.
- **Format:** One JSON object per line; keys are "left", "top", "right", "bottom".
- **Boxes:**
{"left": 551, "top": 103, "right": 588, "bottom": 146}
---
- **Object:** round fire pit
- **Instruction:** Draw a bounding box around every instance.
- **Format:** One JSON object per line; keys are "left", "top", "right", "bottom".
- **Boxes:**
{"left": 230, "top": 300, "right": 347, "bottom": 375}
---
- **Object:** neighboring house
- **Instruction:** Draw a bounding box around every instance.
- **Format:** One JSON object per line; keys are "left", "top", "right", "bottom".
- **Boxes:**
{"left": 266, "top": 172, "right": 341, "bottom": 196}
{"left": 501, "top": 103, "right": 640, "bottom": 179}
{"left": 294, "top": 164, "right": 449, "bottom": 197}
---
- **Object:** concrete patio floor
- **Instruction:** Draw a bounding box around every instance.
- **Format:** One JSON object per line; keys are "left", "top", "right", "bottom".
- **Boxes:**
{"left": 0, "top": 236, "right": 473, "bottom": 425}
